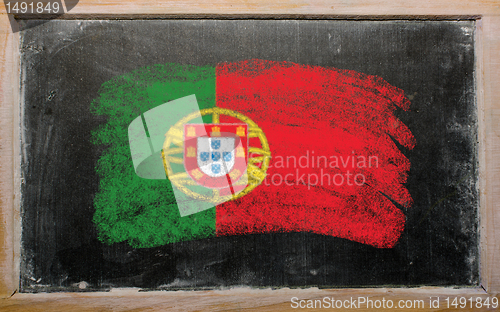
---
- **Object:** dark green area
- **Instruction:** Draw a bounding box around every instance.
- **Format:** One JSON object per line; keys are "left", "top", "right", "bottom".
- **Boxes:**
{"left": 90, "top": 63, "right": 216, "bottom": 248}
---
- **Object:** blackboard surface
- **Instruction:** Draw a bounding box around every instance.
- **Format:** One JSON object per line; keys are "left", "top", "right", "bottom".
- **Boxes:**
{"left": 19, "top": 19, "right": 478, "bottom": 292}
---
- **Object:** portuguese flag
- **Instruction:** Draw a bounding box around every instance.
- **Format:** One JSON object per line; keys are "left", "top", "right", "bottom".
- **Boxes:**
{"left": 91, "top": 59, "right": 415, "bottom": 249}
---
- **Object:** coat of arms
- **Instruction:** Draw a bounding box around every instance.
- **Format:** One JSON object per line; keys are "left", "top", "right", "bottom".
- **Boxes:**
{"left": 184, "top": 124, "right": 248, "bottom": 191}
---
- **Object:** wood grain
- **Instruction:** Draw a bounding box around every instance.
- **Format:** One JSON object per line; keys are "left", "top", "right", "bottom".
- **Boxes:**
{"left": 1, "top": 288, "right": 500, "bottom": 311}
{"left": 1, "top": 0, "right": 500, "bottom": 310}
{"left": 479, "top": 14, "right": 500, "bottom": 295}
{"left": 0, "top": 12, "right": 19, "bottom": 300}
{"left": 0, "top": 0, "right": 498, "bottom": 16}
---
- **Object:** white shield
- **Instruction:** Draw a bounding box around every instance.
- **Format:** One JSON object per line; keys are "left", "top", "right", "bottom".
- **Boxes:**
{"left": 197, "top": 137, "right": 235, "bottom": 177}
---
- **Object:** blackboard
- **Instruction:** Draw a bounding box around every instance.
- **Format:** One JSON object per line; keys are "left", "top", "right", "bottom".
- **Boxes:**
{"left": 19, "top": 19, "right": 478, "bottom": 292}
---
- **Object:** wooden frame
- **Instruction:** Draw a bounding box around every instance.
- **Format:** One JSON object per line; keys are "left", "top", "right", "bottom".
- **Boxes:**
{"left": 1, "top": 1, "right": 499, "bottom": 310}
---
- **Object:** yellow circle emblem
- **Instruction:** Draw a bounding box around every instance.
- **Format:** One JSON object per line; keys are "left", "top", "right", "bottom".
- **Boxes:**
{"left": 161, "top": 107, "right": 271, "bottom": 204}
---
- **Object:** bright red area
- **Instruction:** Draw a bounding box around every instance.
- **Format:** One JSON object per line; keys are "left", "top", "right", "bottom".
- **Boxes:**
{"left": 215, "top": 60, "right": 415, "bottom": 248}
